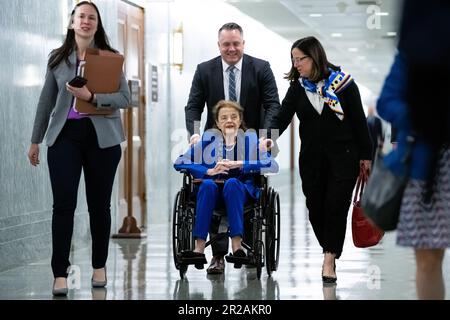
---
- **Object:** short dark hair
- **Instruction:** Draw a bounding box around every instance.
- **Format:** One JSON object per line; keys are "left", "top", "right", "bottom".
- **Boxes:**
{"left": 285, "top": 36, "right": 339, "bottom": 83}
{"left": 218, "top": 22, "right": 243, "bottom": 38}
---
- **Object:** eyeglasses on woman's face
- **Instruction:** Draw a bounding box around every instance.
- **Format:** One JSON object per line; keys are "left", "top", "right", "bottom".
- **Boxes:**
{"left": 291, "top": 55, "right": 309, "bottom": 65}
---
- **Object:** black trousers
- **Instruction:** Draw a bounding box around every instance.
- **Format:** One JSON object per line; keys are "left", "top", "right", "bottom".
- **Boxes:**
{"left": 301, "top": 154, "right": 358, "bottom": 259}
{"left": 47, "top": 119, "right": 121, "bottom": 277}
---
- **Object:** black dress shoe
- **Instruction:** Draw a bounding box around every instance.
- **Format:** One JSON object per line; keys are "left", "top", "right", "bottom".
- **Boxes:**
{"left": 207, "top": 256, "right": 225, "bottom": 274}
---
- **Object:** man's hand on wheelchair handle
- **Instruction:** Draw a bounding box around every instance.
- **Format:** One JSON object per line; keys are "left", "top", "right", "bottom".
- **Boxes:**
{"left": 259, "top": 137, "right": 274, "bottom": 152}
{"left": 189, "top": 134, "right": 200, "bottom": 146}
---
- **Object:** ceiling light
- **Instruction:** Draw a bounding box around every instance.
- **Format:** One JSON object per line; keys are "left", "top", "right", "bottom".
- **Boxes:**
{"left": 348, "top": 47, "right": 358, "bottom": 52}
{"left": 356, "top": 0, "right": 379, "bottom": 4}
{"left": 309, "top": 14, "right": 322, "bottom": 17}
{"left": 386, "top": 32, "right": 397, "bottom": 37}
{"left": 331, "top": 33, "right": 343, "bottom": 37}
{"left": 375, "top": 12, "right": 389, "bottom": 16}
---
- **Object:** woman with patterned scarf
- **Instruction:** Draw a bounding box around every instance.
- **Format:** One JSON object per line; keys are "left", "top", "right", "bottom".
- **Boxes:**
{"left": 273, "top": 36, "right": 372, "bottom": 283}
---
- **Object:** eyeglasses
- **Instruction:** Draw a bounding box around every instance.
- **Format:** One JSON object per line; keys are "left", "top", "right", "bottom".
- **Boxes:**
{"left": 291, "top": 56, "right": 309, "bottom": 64}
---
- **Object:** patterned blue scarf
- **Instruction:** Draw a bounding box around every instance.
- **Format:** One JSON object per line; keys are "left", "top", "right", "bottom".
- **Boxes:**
{"left": 299, "top": 68, "right": 353, "bottom": 121}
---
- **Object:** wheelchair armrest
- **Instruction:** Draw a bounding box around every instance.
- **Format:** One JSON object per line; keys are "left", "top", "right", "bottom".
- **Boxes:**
{"left": 193, "top": 178, "right": 225, "bottom": 185}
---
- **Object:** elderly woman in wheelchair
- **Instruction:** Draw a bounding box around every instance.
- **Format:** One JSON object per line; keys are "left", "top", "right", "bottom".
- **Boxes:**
{"left": 174, "top": 100, "right": 279, "bottom": 273}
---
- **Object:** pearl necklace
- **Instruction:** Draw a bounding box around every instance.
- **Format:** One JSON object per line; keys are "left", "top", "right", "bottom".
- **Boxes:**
{"left": 224, "top": 143, "right": 236, "bottom": 152}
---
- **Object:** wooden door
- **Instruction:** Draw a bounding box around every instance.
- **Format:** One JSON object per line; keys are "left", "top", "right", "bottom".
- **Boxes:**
{"left": 114, "top": 1, "right": 146, "bottom": 237}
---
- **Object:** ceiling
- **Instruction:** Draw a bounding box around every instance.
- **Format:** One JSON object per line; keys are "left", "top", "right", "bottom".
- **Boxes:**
{"left": 225, "top": 0, "right": 403, "bottom": 96}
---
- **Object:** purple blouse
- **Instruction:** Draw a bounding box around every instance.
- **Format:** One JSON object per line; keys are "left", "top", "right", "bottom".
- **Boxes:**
{"left": 67, "top": 60, "right": 88, "bottom": 120}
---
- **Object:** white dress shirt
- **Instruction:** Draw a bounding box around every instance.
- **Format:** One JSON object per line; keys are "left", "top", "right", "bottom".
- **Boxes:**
{"left": 222, "top": 58, "right": 242, "bottom": 102}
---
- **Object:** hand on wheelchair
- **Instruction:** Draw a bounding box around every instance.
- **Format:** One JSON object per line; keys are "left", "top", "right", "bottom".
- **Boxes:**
{"left": 189, "top": 133, "right": 200, "bottom": 146}
{"left": 259, "top": 137, "right": 274, "bottom": 152}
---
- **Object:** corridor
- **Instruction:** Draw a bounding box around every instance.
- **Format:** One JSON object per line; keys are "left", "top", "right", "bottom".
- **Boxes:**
{"left": 1, "top": 171, "right": 448, "bottom": 300}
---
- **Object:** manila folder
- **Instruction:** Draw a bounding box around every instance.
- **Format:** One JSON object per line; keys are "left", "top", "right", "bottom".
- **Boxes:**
{"left": 75, "top": 48, "right": 125, "bottom": 115}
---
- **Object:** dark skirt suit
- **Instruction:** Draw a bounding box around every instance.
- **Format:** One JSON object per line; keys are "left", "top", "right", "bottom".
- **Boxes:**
{"left": 275, "top": 81, "right": 372, "bottom": 258}
{"left": 174, "top": 130, "right": 278, "bottom": 242}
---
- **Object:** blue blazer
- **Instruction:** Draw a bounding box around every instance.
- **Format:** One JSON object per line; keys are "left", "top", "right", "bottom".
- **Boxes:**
{"left": 174, "top": 130, "right": 279, "bottom": 199}
{"left": 377, "top": 52, "right": 433, "bottom": 180}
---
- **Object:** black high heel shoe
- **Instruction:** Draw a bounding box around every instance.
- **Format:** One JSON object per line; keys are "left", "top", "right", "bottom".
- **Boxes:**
{"left": 322, "top": 262, "right": 337, "bottom": 283}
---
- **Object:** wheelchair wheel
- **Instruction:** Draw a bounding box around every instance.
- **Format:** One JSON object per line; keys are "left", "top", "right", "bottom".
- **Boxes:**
{"left": 255, "top": 241, "right": 264, "bottom": 280}
{"left": 172, "top": 191, "right": 182, "bottom": 270}
{"left": 265, "top": 188, "right": 280, "bottom": 276}
{"left": 179, "top": 264, "right": 188, "bottom": 279}
{"left": 172, "top": 190, "right": 194, "bottom": 277}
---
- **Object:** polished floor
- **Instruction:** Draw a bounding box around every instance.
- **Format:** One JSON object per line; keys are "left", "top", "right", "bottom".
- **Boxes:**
{"left": 1, "top": 171, "right": 449, "bottom": 300}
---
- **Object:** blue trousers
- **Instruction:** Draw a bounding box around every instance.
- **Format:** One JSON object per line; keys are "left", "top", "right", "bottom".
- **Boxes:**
{"left": 193, "top": 178, "right": 247, "bottom": 240}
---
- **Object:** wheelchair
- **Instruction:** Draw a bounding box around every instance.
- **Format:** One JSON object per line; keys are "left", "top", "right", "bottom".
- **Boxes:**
{"left": 172, "top": 170, "right": 280, "bottom": 280}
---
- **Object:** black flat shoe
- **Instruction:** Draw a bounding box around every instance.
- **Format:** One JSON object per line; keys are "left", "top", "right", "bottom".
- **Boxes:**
{"left": 180, "top": 251, "right": 205, "bottom": 258}
{"left": 178, "top": 251, "right": 207, "bottom": 266}
{"left": 232, "top": 249, "right": 246, "bottom": 258}
{"left": 225, "top": 249, "right": 248, "bottom": 268}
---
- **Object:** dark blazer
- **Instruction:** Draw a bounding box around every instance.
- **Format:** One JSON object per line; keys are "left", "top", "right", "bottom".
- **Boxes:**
{"left": 185, "top": 54, "right": 281, "bottom": 136}
{"left": 275, "top": 81, "right": 372, "bottom": 183}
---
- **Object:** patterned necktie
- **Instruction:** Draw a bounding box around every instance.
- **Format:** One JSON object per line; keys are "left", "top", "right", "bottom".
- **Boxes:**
{"left": 228, "top": 65, "right": 237, "bottom": 101}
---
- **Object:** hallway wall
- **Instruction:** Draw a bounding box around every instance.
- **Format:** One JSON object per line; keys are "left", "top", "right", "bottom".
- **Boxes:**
{"left": 0, "top": 0, "right": 121, "bottom": 272}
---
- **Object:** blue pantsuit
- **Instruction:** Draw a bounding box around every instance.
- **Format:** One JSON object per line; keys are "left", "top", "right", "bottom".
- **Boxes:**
{"left": 174, "top": 130, "right": 278, "bottom": 242}
{"left": 194, "top": 178, "right": 247, "bottom": 240}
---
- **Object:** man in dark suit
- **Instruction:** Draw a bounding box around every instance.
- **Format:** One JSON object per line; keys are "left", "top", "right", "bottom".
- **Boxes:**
{"left": 185, "top": 22, "right": 281, "bottom": 274}
{"left": 366, "top": 105, "right": 384, "bottom": 160}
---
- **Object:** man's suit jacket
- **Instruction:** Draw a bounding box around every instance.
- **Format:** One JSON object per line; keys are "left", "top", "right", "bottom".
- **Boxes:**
{"left": 185, "top": 54, "right": 280, "bottom": 136}
{"left": 31, "top": 48, "right": 131, "bottom": 149}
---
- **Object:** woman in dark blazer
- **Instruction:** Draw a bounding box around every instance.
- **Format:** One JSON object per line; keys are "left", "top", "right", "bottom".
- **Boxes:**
{"left": 27, "top": 1, "right": 130, "bottom": 296}
{"left": 274, "top": 37, "right": 372, "bottom": 283}
{"left": 175, "top": 100, "right": 278, "bottom": 266}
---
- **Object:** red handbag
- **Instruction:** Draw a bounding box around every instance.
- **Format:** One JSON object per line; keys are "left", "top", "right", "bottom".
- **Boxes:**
{"left": 352, "top": 166, "right": 384, "bottom": 248}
